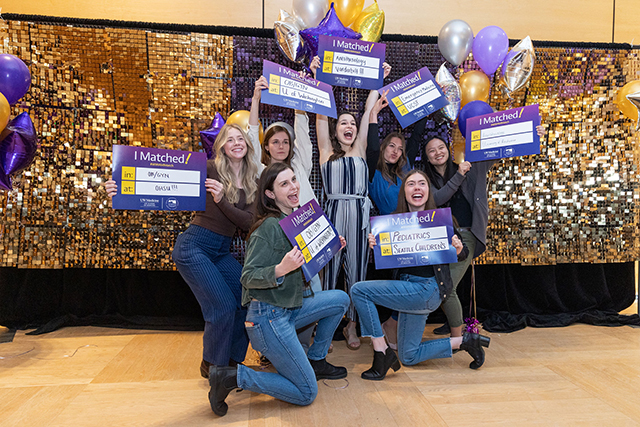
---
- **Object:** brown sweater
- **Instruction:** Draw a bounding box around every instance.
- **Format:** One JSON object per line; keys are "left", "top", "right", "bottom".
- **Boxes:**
{"left": 190, "top": 160, "right": 256, "bottom": 236}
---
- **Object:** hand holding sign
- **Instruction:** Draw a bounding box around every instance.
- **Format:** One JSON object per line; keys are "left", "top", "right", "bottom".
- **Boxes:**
{"left": 451, "top": 234, "right": 463, "bottom": 255}
{"left": 275, "top": 246, "right": 306, "bottom": 278}
{"left": 205, "top": 178, "right": 224, "bottom": 203}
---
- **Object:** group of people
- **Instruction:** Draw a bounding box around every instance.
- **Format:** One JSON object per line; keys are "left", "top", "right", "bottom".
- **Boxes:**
{"left": 106, "top": 57, "right": 543, "bottom": 416}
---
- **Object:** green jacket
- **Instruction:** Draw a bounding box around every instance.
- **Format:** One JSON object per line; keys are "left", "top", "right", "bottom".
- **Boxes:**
{"left": 241, "top": 214, "right": 305, "bottom": 308}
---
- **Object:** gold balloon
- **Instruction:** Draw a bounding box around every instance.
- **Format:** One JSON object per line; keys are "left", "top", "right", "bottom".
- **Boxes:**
{"left": 0, "top": 93, "right": 9, "bottom": 134}
{"left": 334, "top": 0, "right": 364, "bottom": 27}
{"left": 355, "top": 10, "right": 384, "bottom": 42}
{"left": 459, "top": 70, "right": 490, "bottom": 107}
{"left": 452, "top": 140, "right": 466, "bottom": 164}
{"left": 227, "top": 110, "right": 264, "bottom": 142}
{"left": 616, "top": 80, "right": 640, "bottom": 121}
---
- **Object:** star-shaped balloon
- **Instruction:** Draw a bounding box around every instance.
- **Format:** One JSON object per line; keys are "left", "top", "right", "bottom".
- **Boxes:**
{"left": 199, "top": 112, "right": 225, "bottom": 159}
{"left": 0, "top": 112, "right": 39, "bottom": 181}
{"left": 274, "top": 9, "right": 311, "bottom": 63}
{"left": 0, "top": 161, "right": 10, "bottom": 191}
{"left": 435, "top": 63, "right": 460, "bottom": 122}
{"left": 300, "top": 3, "right": 362, "bottom": 60}
{"left": 626, "top": 91, "right": 640, "bottom": 131}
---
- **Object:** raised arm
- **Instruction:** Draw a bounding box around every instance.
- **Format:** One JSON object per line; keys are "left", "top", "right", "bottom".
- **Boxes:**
{"left": 366, "top": 90, "right": 389, "bottom": 181}
{"left": 248, "top": 76, "right": 269, "bottom": 171}
{"left": 353, "top": 63, "right": 391, "bottom": 157}
{"left": 405, "top": 117, "right": 427, "bottom": 168}
{"left": 291, "top": 110, "right": 313, "bottom": 176}
{"left": 310, "top": 56, "right": 333, "bottom": 164}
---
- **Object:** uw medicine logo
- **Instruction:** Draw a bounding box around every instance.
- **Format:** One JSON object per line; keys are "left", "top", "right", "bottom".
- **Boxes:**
{"left": 165, "top": 197, "right": 179, "bottom": 210}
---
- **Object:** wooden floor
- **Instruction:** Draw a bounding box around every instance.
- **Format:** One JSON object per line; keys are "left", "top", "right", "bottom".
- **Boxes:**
{"left": 1, "top": 306, "right": 639, "bottom": 427}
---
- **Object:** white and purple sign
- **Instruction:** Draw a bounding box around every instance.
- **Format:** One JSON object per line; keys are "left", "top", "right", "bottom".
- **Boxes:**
{"left": 279, "top": 200, "right": 342, "bottom": 282}
{"left": 380, "top": 66, "right": 449, "bottom": 128}
{"left": 261, "top": 60, "right": 337, "bottom": 118}
{"left": 465, "top": 104, "right": 541, "bottom": 162}
{"left": 316, "top": 35, "right": 386, "bottom": 90}
{"left": 370, "top": 208, "right": 458, "bottom": 270}
{"left": 112, "top": 145, "right": 207, "bottom": 211}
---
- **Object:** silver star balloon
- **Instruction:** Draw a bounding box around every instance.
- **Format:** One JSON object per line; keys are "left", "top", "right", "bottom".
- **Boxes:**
{"left": 500, "top": 36, "right": 536, "bottom": 97}
{"left": 435, "top": 63, "right": 461, "bottom": 121}
{"left": 626, "top": 90, "right": 640, "bottom": 131}
{"left": 274, "top": 9, "right": 309, "bottom": 63}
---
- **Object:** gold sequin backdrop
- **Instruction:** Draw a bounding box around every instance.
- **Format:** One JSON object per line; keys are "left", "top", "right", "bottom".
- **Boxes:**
{"left": 0, "top": 19, "right": 639, "bottom": 270}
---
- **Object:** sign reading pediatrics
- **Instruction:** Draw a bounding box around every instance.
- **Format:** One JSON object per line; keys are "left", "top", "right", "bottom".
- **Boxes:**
{"left": 279, "top": 200, "right": 342, "bottom": 282}
{"left": 465, "top": 104, "right": 541, "bottom": 162}
{"left": 316, "top": 35, "right": 386, "bottom": 90}
{"left": 261, "top": 60, "right": 337, "bottom": 118}
{"left": 111, "top": 145, "right": 207, "bottom": 211}
{"left": 370, "top": 208, "right": 458, "bottom": 270}
{"left": 380, "top": 66, "right": 449, "bottom": 128}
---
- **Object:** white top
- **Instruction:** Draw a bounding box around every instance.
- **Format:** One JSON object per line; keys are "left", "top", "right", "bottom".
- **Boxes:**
{"left": 248, "top": 111, "right": 317, "bottom": 206}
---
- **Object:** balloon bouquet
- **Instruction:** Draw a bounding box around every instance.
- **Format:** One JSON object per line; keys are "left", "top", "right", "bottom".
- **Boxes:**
{"left": 0, "top": 53, "right": 37, "bottom": 191}
{"left": 273, "top": 0, "right": 386, "bottom": 67}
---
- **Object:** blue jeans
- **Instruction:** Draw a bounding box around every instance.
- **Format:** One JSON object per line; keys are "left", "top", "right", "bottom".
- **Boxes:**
{"left": 352, "top": 274, "right": 452, "bottom": 366}
{"left": 172, "top": 225, "right": 248, "bottom": 366}
{"left": 237, "top": 290, "right": 349, "bottom": 406}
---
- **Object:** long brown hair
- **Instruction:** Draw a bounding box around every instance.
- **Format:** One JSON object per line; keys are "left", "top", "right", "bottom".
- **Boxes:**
{"left": 261, "top": 124, "right": 294, "bottom": 166}
{"left": 248, "top": 162, "right": 294, "bottom": 238}
{"left": 328, "top": 112, "right": 357, "bottom": 162}
{"left": 395, "top": 169, "right": 437, "bottom": 214}
{"left": 377, "top": 132, "right": 407, "bottom": 184}
{"left": 213, "top": 123, "right": 259, "bottom": 204}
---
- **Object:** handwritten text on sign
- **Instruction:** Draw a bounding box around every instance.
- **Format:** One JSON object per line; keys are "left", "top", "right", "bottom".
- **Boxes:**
{"left": 464, "top": 104, "right": 541, "bottom": 162}
{"left": 112, "top": 145, "right": 207, "bottom": 211}
{"left": 370, "top": 208, "right": 457, "bottom": 270}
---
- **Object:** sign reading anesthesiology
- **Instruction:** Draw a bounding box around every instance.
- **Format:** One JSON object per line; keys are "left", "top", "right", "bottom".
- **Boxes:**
{"left": 279, "top": 200, "right": 342, "bottom": 282}
{"left": 261, "top": 60, "right": 337, "bottom": 118}
{"left": 316, "top": 35, "right": 386, "bottom": 90}
{"left": 380, "top": 67, "right": 449, "bottom": 128}
{"left": 112, "top": 145, "right": 207, "bottom": 211}
{"left": 465, "top": 104, "right": 541, "bottom": 162}
{"left": 370, "top": 208, "right": 458, "bottom": 270}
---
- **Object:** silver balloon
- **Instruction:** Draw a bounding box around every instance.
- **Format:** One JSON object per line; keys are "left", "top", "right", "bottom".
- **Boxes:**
{"left": 437, "top": 20, "right": 473, "bottom": 66}
{"left": 292, "top": 0, "right": 329, "bottom": 29}
{"left": 435, "top": 63, "right": 461, "bottom": 121}
{"left": 274, "top": 10, "right": 307, "bottom": 63}
{"left": 499, "top": 36, "right": 536, "bottom": 97}
{"left": 626, "top": 90, "right": 640, "bottom": 131}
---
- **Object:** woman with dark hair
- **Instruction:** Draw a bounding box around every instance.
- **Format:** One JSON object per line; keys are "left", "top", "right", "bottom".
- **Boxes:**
{"left": 208, "top": 162, "right": 350, "bottom": 417}
{"left": 311, "top": 55, "right": 391, "bottom": 350}
{"left": 423, "top": 125, "right": 545, "bottom": 337}
{"left": 351, "top": 169, "right": 490, "bottom": 381}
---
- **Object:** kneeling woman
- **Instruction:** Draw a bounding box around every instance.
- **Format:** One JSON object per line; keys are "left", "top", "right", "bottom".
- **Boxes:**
{"left": 209, "top": 162, "right": 351, "bottom": 416}
{"left": 352, "top": 170, "right": 490, "bottom": 380}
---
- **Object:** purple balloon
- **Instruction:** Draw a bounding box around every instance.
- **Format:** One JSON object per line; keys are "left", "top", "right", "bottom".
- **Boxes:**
{"left": 0, "top": 112, "right": 39, "bottom": 177}
{"left": 0, "top": 54, "right": 31, "bottom": 105}
{"left": 472, "top": 26, "right": 509, "bottom": 76}
{"left": 458, "top": 100, "right": 494, "bottom": 136}
{"left": 0, "top": 161, "right": 11, "bottom": 191}
{"left": 199, "top": 112, "right": 225, "bottom": 159}
{"left": 300, "top": 3, "right": 362, "bottom": 60}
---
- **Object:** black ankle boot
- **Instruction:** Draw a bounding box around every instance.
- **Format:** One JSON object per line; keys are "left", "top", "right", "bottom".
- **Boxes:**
{"left": 200, "top": 359, "right": 211, "bottom": 379}
{"left": 309, "top": 358, "right": 348, "bottom": 380}
{"left": 459, "top": 332, "right": 491, "bottom": 370}
{"left": 361, "top": 347, "right": 401, "bottom": 381}
{"left": 433, "top": 321, "right": 451, "bottom": 335}
{"left": 208, "top": 365, "right": 238, "bottom": 416}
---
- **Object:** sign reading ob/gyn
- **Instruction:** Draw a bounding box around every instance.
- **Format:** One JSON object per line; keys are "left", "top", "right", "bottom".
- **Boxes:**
{"left": 111, "top": 145, "right": 207, "bottom": 211}
{"left": 316, "top": 35, "right": 386, "bottom": 90}
{"left": 261, "top": 60, "right": 337, "bottom": 118}
{"left": 465, "top": 104, "right": 541, "bottom": 162}
{"left": 380, "top": 66, "right": 449, "bottom": 128}
{"left": 370, "top": 207, "right": 458, "bottom": 270}
{"left": 279, "top": 200, "right": 342, "bottom": 282}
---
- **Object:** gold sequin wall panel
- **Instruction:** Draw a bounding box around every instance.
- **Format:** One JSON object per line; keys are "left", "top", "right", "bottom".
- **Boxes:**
{"left": 0, "top": 20, "right": 232, "bottom": 269}
{"left": 0, "top": 19, "right": 638, "bottom": 269}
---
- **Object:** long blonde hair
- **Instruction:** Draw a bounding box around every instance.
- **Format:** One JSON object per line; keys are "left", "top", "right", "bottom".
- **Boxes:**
{"left": 213, "top": 123, "right": 258, "bottom": 204}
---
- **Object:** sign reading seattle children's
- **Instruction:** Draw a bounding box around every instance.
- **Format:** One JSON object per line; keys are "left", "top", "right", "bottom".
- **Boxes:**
{"left": 370, "top": 208, "right": 458, "bottom": 270}
{"left": 111, "top": 145, "right": 207, "bottom": 211}
{"left": 261, "top": 60, "right": 337, "bottom": 118}
{"left": 279, "top": 200, "right": 342, "bottom": 282}
{"left": 380, "top": 67, "right": 449, "bottom": 128}
{"left": 316, "top": 35, "right": 386, "bottom": 90}
{"left": 465, "top": 104, "right": 541, "bottom": 162}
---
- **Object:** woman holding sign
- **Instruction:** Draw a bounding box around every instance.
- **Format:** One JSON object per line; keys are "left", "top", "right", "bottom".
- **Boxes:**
{"left": 311, "top": 55, "right": 391, "bottom": 350}
{"left": 351, "top": 170, "right": 490, "bottom": 381}
{"left": 423, "top": 124, "right": 545, "bottom": 337}
{"left": 208, "top": 162, "right": 350, "bottom": 416}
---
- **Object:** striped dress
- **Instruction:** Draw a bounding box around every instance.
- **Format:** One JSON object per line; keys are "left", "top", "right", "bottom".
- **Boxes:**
{"left": 321, "top": 156, "right": 370, "bottom": 320}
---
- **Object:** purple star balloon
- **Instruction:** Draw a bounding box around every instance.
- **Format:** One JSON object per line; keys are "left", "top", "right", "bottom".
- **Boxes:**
{"left": 0, "top": 112, "right": 39, "bottom": 180}
{"left": 300, "top": 3, "right": 362, "bottom": 60}
{"left": 0, "top": 161, "right": 11, "bottom": 191}
{"left": 199, "top": 112, "right": 225, "bottom": 159}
